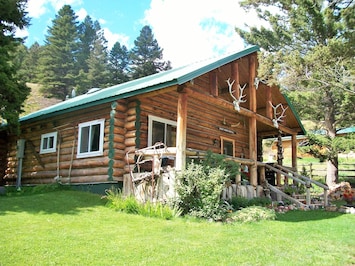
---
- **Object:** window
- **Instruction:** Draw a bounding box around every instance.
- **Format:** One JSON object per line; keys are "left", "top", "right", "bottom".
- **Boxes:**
{"left": 40, "top": 132, "right": 57, "bottom": 154}
{"left": 148, "top": 115, "right": 177, "bottom": 146}
{"left": 77, "top": 119, "right": 105, "bottom": 158}
{"left": 220, "top": 137, "right": 235, "bottom": 157}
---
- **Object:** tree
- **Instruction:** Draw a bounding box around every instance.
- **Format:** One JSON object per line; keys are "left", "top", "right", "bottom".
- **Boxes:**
{"left": 38, "top": 5, "right": 79, "bottom": 99}
{"left": 109, "top": 41, "right": 130, "bottom": 85}
{"left": 77, "top": 15, "right": 97, "bottom": 74}
{"left": 86, "top": 21, "right": 111, "bottom": 90}
{"left": 236, "top": 0, "right": 355, "bottom": 187}
{"left": 0, "top": 0, "right": 30, "bottom": 133}
{"left": 130, "top": 25, "right": 171, "bottom": 79}
{"left": 18, "top": 42, "right": 43, "bottom": 82}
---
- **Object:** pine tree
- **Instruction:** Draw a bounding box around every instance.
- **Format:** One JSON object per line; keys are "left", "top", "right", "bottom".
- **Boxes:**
{"left": 18, "top": 42, "right": 43, "bottom": 82}
{"left": 38, "top": 5, "right": 79, "bottom": 99}
{"left": 78, "top": 16, "right": 97, "bottom": 74}
{"left": 109, "top": 41, "right": 130, "bottom": 85}
{"left": 86, "top": 21, "right": 111, "bottom": 90}
{"left": 0, "top": 0, "right": 30, "bottom": 133}
{"left": 236, "top": 0, "right": 355, "bottom": 187}
{"left": 130, "top": 25, "right": 171, "bottom": 79}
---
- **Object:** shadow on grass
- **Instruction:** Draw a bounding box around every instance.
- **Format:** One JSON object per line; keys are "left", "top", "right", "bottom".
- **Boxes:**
{"left": 275, "top": 209, "right": 345, "bottom": 222}
{"left": 0, "top": 188, "right": 106, "bottom": 215}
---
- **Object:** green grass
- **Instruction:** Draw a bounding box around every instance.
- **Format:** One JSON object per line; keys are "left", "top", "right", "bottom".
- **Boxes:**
{"left": 1, "top": 190, "right": 354, "bottom": 265}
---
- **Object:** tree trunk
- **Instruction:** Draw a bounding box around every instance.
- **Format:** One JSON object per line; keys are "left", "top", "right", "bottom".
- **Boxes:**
{"left": 324, "top": 90, "right": 338, "bottom": 188}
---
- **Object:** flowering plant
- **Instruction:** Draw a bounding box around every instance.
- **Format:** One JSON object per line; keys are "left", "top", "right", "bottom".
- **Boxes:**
{"left": 343, "top": 189, "right": 354, "bottom": 199}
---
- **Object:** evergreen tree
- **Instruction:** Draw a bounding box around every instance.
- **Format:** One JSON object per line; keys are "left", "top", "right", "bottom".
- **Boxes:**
{"left": 236, "top": 0, "right": 355, "bottom": 187}
{"left": 0, "top": 0, "right": 30, "bottom": 133}
{"left": 109, "top": 41, "right": 130, "bottom": 84}
{"left": 86, "top": 21, "right": 111, "bottom": 90}
{"left": 130, "top": 25, "right": 171, "bottom": 79}
{"left": 38, "top": 5, "right": 79, "bottom": 99}
{"left": 78, "top": 15, "right": 96, "bottom": 73}
{"left": 18, "top": 42, "right": 43, "bottom": 82}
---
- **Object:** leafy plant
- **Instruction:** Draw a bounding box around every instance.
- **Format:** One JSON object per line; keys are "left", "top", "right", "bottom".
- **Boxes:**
{"left": 230, "top": 196, "right": 271, "bottom": 210}
{"left": 104, "top": 188, "right": 180, "bottom": 219}
{"left": 230, "top": 206, "right": 276, "bottom": 223}
{"left": 174, "top": 161, "right": 229, "bottom": 220}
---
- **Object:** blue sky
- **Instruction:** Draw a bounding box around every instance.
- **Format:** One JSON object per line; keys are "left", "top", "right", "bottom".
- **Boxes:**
{"left": 18, "top": 0, "right": 266, "bottom": 67}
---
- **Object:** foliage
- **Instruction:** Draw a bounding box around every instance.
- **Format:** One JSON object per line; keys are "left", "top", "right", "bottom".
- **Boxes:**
{"left": 37, "top": 5, "right": 79, "bottom": 99}
{"left": 0, "top": 0, "right": 30, "bottom": 133}
{"left": 174, "top": 161, "right": 229, "bottom": 220}
{"left": 236, "top": 0, "right": 355, "bottom": 186}
{"left": 230, "top": 206, "right": 276, "bottom": 223}
{"left": 230, "top": 196, "right": 272, "bottom": 210}
{"left": 109, "top": 41, "right": 130, "bottom": 84}
{"left": 104, "top": 188, "right": 181, "bottom": 220}
{"left": 130, "top": 25, "right": 171, "bottom": 79}
{"left": 193, "top": 150, "right": 241, "bottom": 181}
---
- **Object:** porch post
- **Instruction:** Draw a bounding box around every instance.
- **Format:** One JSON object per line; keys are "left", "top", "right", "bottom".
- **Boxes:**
{"left": 291, "top": 134, "right": 298, "bottom": 172}
{"left": 249, "top": 53, "right": 257, "bottom": 186}
{"left": 176, "top": 91, "right": 187, "bottom": 171}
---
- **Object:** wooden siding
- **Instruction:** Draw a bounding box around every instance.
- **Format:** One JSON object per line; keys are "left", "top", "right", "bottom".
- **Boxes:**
{"left": 4, "top": 100, "right": 127, "bottom": 185}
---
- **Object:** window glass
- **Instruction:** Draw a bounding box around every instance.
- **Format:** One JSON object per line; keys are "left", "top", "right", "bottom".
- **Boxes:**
{"left": 148, "top": 115, "right": 177, "bottom": 146}
{"left": 77, "top": 119, "right": 105, "bottom": 158}
{"left": 221, "top": 137, "right": 235, "bottom": 157}
{"left": 40, "top": 132, "right": 57, "bottom": 154}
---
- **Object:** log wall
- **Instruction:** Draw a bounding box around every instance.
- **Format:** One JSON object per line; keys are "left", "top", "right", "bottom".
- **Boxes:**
{"left": 4, "top": 100, "right": 127, "bottom": 185}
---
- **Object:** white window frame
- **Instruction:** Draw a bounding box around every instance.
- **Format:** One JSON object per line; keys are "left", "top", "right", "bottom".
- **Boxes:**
{"left": 77, "top": 119, "right": 105, "bottom": 158}
{"left": 40, "top": 132, "right": 58, "bottom": 154}
{"left": 148, "top": 115, "right": 177, "bottom": 146}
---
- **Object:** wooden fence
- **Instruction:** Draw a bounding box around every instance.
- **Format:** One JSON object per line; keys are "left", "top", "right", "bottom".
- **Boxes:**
{"left": 298, "top": 163, "right": 355, "bottom": 180}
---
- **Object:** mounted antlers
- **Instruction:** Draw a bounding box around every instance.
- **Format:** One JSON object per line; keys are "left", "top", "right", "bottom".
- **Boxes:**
{"left": 227, "top": 78, "right": 247, "bottom": 112}
{"left": 270, "top": 102, "right": 288, "bottom": 128}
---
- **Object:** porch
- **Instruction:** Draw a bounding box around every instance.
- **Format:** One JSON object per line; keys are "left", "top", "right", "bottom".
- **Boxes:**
{"left": 123, "top": 143, "right": 329, "bottom": 209}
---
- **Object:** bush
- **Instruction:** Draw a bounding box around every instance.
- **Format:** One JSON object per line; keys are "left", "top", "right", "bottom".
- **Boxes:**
{"left": 174, "top": 162, "right": 229, "bottom": 220}
{"left": 104, "top": 188, "right": 180, "bottom": 219}
{"left": 230, "top": 206, "right": 276, "bottom": 223}
{"left": 230, "top": 196, "right": 272, "bottom": 210}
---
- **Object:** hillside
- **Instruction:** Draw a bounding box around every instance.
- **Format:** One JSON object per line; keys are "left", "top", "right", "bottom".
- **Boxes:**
{"left": 22, "top": 83, "right": 62, "bottom": 117}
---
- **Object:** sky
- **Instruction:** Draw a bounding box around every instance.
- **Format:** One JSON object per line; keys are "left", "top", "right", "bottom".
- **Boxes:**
{"left": 18, "top": 0, "right": 267, "bottom": 68}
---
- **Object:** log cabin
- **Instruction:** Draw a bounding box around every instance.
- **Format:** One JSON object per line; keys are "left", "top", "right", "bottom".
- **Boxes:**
{"left": 0, "top": 45, "right": 307, "bottom": 197}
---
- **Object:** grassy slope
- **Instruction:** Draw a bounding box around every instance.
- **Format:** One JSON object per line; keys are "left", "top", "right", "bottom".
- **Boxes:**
{"left": 0, "top": 190, "right": 354, "bottom": 265}
{"left": 22, "top": 83, "right": 62, "bottom": 117}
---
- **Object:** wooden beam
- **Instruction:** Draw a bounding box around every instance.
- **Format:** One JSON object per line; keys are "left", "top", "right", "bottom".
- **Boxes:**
{"left": 249, "top": 53, "right": 257, "bottom": 186}
{"left": 231, "top": 61, "right": 239, "bottom": 99}
{"left": 209, "top": 71, "right": 218, "bottom": 96}
{"left": 291, "top": 134, "right": 297, "bottom": 171}
{"left": 176, "top": 92, "right": 188, "bottom": 171}
{"left": 266, "top": 86, "right": 273, "bottom": 119}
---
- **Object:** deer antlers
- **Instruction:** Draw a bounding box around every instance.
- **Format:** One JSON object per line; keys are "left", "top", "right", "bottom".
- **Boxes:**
{"left": 270, "top": 102, "right": 288, "bottom": 128}
{"left": 227, "top": 78, "right": 247, "bottom": 112}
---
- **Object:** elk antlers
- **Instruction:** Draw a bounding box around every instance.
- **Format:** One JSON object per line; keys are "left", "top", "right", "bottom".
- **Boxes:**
{"left": 270, "top": 102, "right": 288, "bottom": 128}
{"left": 227, "top": 78, "right": 247, "bottom": 112}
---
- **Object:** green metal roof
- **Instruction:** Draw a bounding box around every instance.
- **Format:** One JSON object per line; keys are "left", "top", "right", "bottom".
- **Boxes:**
{"left": 20, "top": 45, "right": 260, "bottom": 122}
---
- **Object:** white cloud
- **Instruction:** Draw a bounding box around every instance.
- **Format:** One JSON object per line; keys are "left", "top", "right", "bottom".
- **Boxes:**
{"left": 144, "top": 0, "right": 266, "bottom": 67}
{"left": 27, "top": 0, "right": 48, "bottom": 18}
{"left": 49, "top": 0, "right": 83, "bottom": 11}
{"left": 76, "top": 8, "right": 88, "bottom": 21}
{"left": 103, "top": 28, "right": 130, "bottom": 50}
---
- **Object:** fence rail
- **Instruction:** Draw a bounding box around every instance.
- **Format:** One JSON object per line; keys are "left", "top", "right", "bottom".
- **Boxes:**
{"left": 298, "top": 163, "right": 355, "bottom": 180}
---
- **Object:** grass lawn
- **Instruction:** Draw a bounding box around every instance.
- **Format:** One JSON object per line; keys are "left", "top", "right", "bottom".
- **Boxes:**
{"left": 0, "top": 190, "right": 354, "bottom": 265}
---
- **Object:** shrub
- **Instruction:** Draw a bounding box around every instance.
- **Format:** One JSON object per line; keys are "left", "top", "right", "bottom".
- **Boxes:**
{"left": 230, "top": 196, "right": 272, "bottom": 210}
{"left": 174, "top": 162, "right": 229, "bottom": 221}
{"left": 104, "top": 188, "right": 180, "bottom": 219}
{"left": 230, "top": 206, "right": 276, "bottom": 223}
